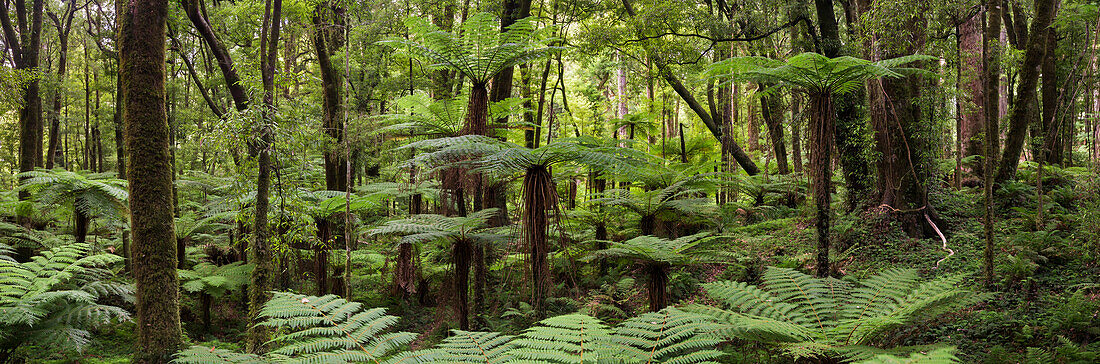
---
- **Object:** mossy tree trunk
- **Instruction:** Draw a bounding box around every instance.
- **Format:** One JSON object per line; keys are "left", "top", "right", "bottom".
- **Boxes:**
{"left": 119, "top": 0, "right": 183, "bottom": 359}
{"left": 247, "top": 0, "right": 282, "bottom": 353}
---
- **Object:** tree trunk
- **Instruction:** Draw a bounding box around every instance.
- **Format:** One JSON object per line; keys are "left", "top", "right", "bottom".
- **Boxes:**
{"left": 119, "top": 0, "right": 183, "bottom": 359}
{"left": 0, "top": 0, "right": 46, "bottom": 203}
{"left": 791, "top": 94, "right": 803, "bottom": 173}
{"left": 646, "top": 263, "right": 669, "bottom": 312}
{"left": 315, "top": 3, "right": 347, "bottom": 192}
{"left": 74, "top": 204, "right": 89, "bottom": 245}
{"left": 809, "top": 93, "right": 835, "bottom": 278}
{"left": 760, "top": 88, "right": 789, "bottom": 174}
{"left": 182, "top": 0, "right": 249, "bottom": 113}
{"left": 822, "top": 0, "right": 874, "bottom": 210}
{"left": 982, "top": 0, "right": 1002, "bottom": 289}
{"left": 960, "top": 13, "right": 985, "bottom": 179}
{"left": 995, "top": 0, "right": 1058, "bottom": 184}
{"left": 247, "top": 0, "right": 282, "bottom": 353}
{"left": 523, "top": 166, "right": 555, "bottom": 315}
{"left": 1040, "top": 26, "right": 1062, "bottom": 166}
{"left": 201, "top": 292, "right": 212, "bottom": 335}
{"left": 453, "top": 238, "right": 472, "bottom": 330}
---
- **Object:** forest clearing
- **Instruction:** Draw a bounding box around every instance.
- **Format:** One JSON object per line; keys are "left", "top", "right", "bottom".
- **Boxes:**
{"left": 1, "top": 0, "right": 1099, "bottom": 363}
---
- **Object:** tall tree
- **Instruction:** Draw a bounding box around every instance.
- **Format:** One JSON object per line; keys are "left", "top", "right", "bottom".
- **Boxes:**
{"left": 313, "top": 1, "right": 346, "bottom": 296}
{"left": 817, "top": 0, "right": 875, "bottom": 210}
{"left": 44, "top": 0, "right": 82, "bottom": 169}
{"left": 995, "top": 0, "right": 1058, "bottom": 183}
{"left": 118, "top": 0, "right": 182, "bottom": 360}
{"left": 713, "top": 53, "right": 935, "bottom": 277}
{"left": 959, "top": 12, "right": 985, "bottom": 180}
{"left": 1, "top": 0, "right": 46, "bottom": 200}
{"left": 860, "top": 0, "right": 941, "bottom": 238}
{"left": 982, "top": 0, "right": 1002, "bottom": 289}
{"left": 246, "top": 0, "right": 282, "bottom": 353}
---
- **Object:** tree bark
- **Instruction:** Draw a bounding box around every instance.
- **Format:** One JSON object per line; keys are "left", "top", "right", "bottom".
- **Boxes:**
{"left": 821, "top": 0, "right": 874, "bottom": 210}
{"left": 247, "top": 0, "right": 281, "bottom": 353}
{"left": 809, "top": 93, "right": 835, "bottom": 278}
{"left": 995, "top": 0, "right": 1058, "bottom": 184}
{"left": 760, "top": 87, "right": 789, "bottom": 174}
{"left": 1, "top": 0, "right": 46, "bottom": 202}
{"left": 119, "top": 0, "right": 183, "bottom": 358}
{"left": 960, "top": 13, "right": 985, "bottom": 179}
{"left": 982, "top": 0, "right": 1002, "bottom": 289}
{"left": 181, "top": 0, "right": 249, "bottom": 113}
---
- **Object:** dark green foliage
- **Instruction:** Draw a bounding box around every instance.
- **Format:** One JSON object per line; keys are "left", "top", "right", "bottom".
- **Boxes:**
{"left": 0, "top": 243, "right": 131, "bottom": 361}
{"left": 689, "top": 267, "right": 984, "bottom": 361}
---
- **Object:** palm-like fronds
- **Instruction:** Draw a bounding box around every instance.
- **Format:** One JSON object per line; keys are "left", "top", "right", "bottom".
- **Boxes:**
{"left": 404, "top": 330, "right": 515, "bottom": 363}
{"left": 380, "top": 12, "right": 558, "bottom": 85}
{"left": 507, "top": 314, "right": 618, "bottom": 363}
{"left": 175, "top": 293, "right": 418, "bottom": 363}
{"left": 589, "top": 233, "right": 723, "bottom": 266}
{"left": 611, "top": 308, "right": 724, "bottom": 363}
{"left": 688, "top": 267, "right": 984, "bottom": 361}
{"left": 17, "top": 169, "right": 128, "bottom": 221}
{"left": 708, "top": 52, "right": 937, "bottom": 96}
{"left": 179, "top": 262, "right": 252, "bottom": 298}
{"left": 0, "top": 243, "right": 131, "bottom": 356}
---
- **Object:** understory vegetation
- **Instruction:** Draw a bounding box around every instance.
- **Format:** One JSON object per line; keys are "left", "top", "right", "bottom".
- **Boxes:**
{"left": 1, "top": 0, "right": 1099, "bottom": 363}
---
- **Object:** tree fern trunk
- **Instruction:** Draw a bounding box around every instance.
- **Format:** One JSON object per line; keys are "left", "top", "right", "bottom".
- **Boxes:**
{"left": 453, "top": 238, "right": 472, "bottom": 330}
{"left": 73, "top": 205, "right": 89, "bottom": 245}
{"left": 523, "top": 166, "right": 556, "bottom": 316}
{"left": 647, "top": 263, "right": 669, "bottom": 312}
{"left": 809, "top": 93, "right": 835, "bottom": 278}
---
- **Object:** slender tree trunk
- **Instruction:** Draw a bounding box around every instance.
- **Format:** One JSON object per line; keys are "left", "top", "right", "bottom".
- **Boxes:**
{"left": 119, "top": 0, "right": 183, "bottom": 359}
{"left": 809, "top": 93, "right": 835, "bottom": 278}
{"left": 791, "top": 94, "right": 803, "bottom": 174}
{"left": 247, "top": 0, "right": 281, "bottom": 353}
{"left": 453, "top": 238, "right": 472, "bottom": 330}
{"left": 982, "top": 0, "right": 1002, "bottom": 289}
{"left": 995, "top": 0, "right": 1058, "bottom": 183}
{"left": 760, "top": 87, "right": 789, "bottom": 174}
{"left": 181, "top": 0, "right": 249, "bottom": 113}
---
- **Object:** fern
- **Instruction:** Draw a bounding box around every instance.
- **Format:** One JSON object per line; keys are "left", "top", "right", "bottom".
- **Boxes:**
{"left": 854, "top": 347, "right": 961, "bottom": 364}
{"left": 0, "top": 243, "right": 131, "bottom": 358}
{"left": 404, "top": 330, "right": 516, "bottom": 363}
{"left": 17, "top": 169, "right": 128, "bottom": 221}
{"left": 507, "top": 314, "right": 617, "bottom": 363}
{"left": 380, "top": 12, "right": 558, "bottom": 85}
{"left": 689, "top": 267, "right": 982, "bottom": 361}
{"left": 611, "top": 308, "right": 724, "bottom": 364}
{"left": 175, "top": 293, "right": 419, "bottom": 364}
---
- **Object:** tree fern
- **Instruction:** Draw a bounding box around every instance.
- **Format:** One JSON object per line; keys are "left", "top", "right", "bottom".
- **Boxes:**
{"left": 0, "top": 243, "right": 131, "bottom": 359}
{"left": 689, "top": 267, "right": 983, "bottom": 361}
{"left": 380, "top": 13, "right": 557, "bottom": 85}
{"left": 589, "top": 234, "right": 726, "bottom": 311}
{"left": 610, "top": 308, "right": 724, "bottom": 363}
{"left": 507, "top": 313, "right": 617, "bottom": 363}
{"left": 405, "top": 330, "right": 516, "bottom": 363}
{"left": 16, "top": 169, "right": 129, "bottom": 245}
{"left": 175, "top": 293, "right": 419, "bottom": 364}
